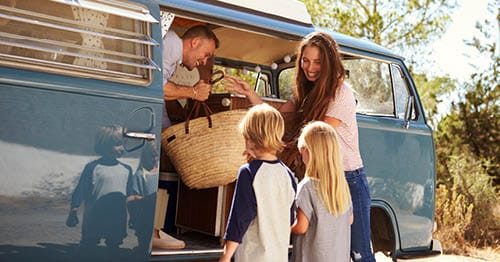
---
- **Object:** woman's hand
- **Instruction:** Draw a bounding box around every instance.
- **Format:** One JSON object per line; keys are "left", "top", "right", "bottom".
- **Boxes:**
{"left": 221, "top": 75, "right": 263, "bottom": 105}
{"left": 221, "top": 75, "right": 252, "bottom": 95}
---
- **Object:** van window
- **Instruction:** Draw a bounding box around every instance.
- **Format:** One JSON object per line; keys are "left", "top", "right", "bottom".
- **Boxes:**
{"left": 278, "top": 57, "right": 396, "bottom": 116}
{"left": 343, "top": 58, "right": 393, "bottom": 116}
{"left": 0, "top": 0, "right": 159, "bottom": 85}
{"left": 278, "top": 68, "right": 295, "bottom": 100}
{"left": 391, "top": 64, "right": 416, "bottom": 120}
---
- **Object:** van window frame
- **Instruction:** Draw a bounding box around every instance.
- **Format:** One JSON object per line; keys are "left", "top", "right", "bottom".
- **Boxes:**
{"left": 276, "top": 53, "right": 413, "bottom": 119}
{"left": 0, "top": 0, "right": 159, "bottom": 86}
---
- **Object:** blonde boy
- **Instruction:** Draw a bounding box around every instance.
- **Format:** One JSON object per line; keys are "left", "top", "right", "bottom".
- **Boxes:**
{"left": 219, "top": 103, "right": 297, "bottom": 262}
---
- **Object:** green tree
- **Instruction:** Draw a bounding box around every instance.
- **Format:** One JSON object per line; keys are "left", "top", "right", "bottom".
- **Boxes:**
{"left": 459, "top": 2, "right": 499, "bottom": 181}
{"left": 437, "top": 2, "right": 499, "bottom": 185}
{"left": 299, "top": 0, "right": 458, "bottom": 122}
{"left": 299, "top": 0, "right": 456, "bottom": 65}
{"left": 412, "top": 73, "right": 456, "bottom": 127}
{"left": 433, "top": 1, "right": 499, "bottom": 250}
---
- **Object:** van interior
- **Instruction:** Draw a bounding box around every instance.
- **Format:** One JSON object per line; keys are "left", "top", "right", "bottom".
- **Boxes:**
{"left": 153, "top": 12, "right": 301, "bottom": 256}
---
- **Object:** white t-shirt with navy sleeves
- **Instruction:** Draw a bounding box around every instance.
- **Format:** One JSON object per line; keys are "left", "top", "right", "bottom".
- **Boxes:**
{"left": 224, "top": 159, "right": 297, "bottom": 262}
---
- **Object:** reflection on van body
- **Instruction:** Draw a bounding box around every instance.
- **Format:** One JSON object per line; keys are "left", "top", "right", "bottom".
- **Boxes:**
{"left": 0, "top": 0, "right": 441, "bottom": 261}
{"left": 0, "top": 1, "right": 161, "bottom": 261}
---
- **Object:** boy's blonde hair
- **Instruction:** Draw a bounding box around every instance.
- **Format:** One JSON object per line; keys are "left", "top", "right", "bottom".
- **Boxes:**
{"left": 239, "top": 103, "right": 284, "bottom": 154}
{"left": 298, "top": 121, "right": 351, "bottom": 216}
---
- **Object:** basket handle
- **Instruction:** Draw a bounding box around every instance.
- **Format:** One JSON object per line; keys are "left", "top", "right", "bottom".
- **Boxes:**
{"left": 184, "top": 101, "right": 213, "bottom": 134}
{"left": 209, "top": 69, "right": 224, "bottom": 84}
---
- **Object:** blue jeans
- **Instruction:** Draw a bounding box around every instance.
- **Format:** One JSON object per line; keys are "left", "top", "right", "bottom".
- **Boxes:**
{"left": 345, "top": 168, "right": 376, "bottom": 262}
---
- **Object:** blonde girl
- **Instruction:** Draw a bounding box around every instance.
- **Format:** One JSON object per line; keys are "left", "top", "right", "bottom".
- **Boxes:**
{"left": 291, "top": 121, "right": 353, "bottom": 262}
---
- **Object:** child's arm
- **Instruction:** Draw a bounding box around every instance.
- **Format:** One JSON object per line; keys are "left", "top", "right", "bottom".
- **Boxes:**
{"left": 66, "top": 162, "right": 95, "bottom": 227}
{"left": 220, "top": 166, "right": 256, "bottom": 261}
{"left": 219, "top": 240, "right": 239, "bottom": 262}
{"left": 291, "top": 208, "right": 309, "bottom": 234}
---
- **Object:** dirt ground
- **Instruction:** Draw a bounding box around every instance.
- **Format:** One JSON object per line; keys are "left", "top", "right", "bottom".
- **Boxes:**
{"left": 374, "top": 248, "right": 500, "bottom": 261}
{"left": 2, "top": 195, "right": 498, "bottom": 262}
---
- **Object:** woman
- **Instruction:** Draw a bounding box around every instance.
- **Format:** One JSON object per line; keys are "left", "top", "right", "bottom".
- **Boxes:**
{"left": 223, "top": 31, "right": 376, "bottom": 262}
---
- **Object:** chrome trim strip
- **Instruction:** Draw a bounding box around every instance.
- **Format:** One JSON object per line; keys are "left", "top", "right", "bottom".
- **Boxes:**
{"left": 0, "top": 5, "right": 146, "bottom": 39}
{"left": 50, "top": 0, "right": 158, "bottom": 23}
{"left": 0, "top": 53, "right": 145, "bottom": 79}
{"left": 0, "top": 31, "right": 146, "bottom": 60}
{"left": 0, "top": 39, "right": 157, "bottom": 70}
{"left": 151, "top": 249, "right": 223, "bottom": 256}
{"left": 0, "top": 12, "right": 158, "bottom": 46}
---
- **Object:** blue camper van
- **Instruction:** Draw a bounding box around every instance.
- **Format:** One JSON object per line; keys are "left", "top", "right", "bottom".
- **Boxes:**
{"left": 0, "top": 0, "right": 441, "bottom": 261}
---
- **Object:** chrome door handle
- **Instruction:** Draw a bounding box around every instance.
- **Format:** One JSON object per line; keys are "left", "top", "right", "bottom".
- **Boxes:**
{"left": 125, "top": 132, "right": 156, "bottom": 140}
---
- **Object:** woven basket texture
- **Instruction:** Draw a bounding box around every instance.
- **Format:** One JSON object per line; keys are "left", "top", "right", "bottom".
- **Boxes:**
{"left": 161, "top": 109, "right": 247, "bottom": 189}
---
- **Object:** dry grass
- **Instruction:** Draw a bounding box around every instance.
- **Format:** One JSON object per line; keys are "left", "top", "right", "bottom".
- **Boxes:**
{"left": 467, "top": 247, "right": 500, "bottom": 261}
{"left": 433, "top": 150, "right": 499, "bottom": 258}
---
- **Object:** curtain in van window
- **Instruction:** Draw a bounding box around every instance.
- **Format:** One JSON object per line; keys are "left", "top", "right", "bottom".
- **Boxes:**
{"left": 71, "top": 7, "right": 109, "bottom": 70}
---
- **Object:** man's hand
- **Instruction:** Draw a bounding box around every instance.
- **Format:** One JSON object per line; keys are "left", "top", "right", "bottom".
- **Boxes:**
{"left": 193, "top": 80, "right": 211, "bottom": 101}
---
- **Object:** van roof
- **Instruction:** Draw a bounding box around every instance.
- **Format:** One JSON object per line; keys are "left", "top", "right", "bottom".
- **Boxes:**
{"left": 159, "top": 0, "right": 314, "bottom": 39}
{"left": 322, "top": 29, "right": 402, "bottom": 60}
{"left": 159, "top": 0, "right": 402, "bottom": 62}
{"left": 215, "top": 0, "right": 313, "bottom": 25}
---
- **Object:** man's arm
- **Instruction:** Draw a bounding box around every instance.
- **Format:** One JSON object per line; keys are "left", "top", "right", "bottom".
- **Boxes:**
{"left": 163, "top": 80, "right": 211, "bottom": 101}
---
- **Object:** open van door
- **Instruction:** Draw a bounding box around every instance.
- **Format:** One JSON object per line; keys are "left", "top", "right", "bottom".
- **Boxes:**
{"left": 0, "top": 0, "right": 163, "bottom": 261}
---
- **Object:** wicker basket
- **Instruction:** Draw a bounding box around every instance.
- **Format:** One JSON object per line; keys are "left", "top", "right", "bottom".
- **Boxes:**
{"left": 161, "top": 103, "right": 247, "bottom": 189}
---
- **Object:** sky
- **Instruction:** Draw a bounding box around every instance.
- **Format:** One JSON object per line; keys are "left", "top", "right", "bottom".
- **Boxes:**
{"left": 430, "top": 0, "right": 498, "bottom": 82}
{"left": 428, "top": 0, "right": 498, "bottom": 117}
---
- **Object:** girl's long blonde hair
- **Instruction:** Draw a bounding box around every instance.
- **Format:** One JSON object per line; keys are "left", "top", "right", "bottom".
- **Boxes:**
{"left": 298, "top": 121, "right": 351, "bottom": 216}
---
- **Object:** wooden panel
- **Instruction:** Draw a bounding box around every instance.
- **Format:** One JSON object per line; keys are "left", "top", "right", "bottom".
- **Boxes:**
{"left": 229, "top": 95, "right": 285, "bottom": 110}
{"left": 176, "top": 181, "right": 220, "bottom": 235}
{"left": 154, "top": 188, "right": 169, "bottom": 229}
{"left": 222, "top": 182, "right": 236, "bottom": 239}
{"left": 183, "top": 93, "right": 286, "bottom": 115}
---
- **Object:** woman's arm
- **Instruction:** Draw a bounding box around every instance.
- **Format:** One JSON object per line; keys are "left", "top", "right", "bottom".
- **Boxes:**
{"left": 323, "top": 115, "right": 342, "bottom": 128}
{"left": 223, "top": 75, "right": 300, "bottom": 115}
{"left": 279, "top": 99, "right": 295, "bottom": 113}
{"left": 291, "top": 208, "right": 309, "bottom": 234}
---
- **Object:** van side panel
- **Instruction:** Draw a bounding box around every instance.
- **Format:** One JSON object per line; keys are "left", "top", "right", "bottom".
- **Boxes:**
{"left": 0, "top": 0, "right": 164, "bottom": 260}
{"left": 358, "top": 115, "right": 435, "bottom": 250}
{"left": 0, "top": 67, "right": 163, "bottom": 261}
